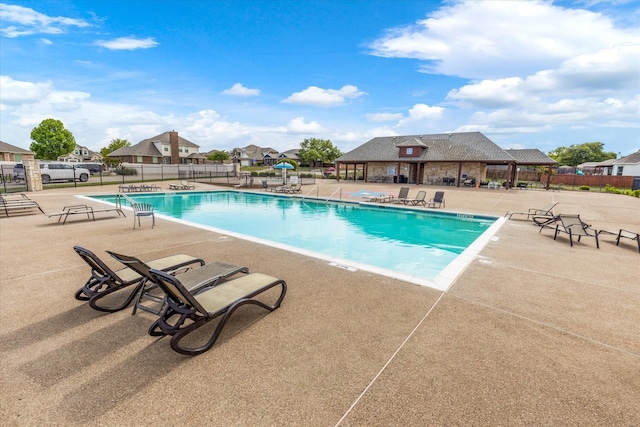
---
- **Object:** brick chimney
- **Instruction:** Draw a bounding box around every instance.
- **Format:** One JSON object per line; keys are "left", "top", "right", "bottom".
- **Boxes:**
{"left": 169, "top": 130, "right": 179, "bottom": 164}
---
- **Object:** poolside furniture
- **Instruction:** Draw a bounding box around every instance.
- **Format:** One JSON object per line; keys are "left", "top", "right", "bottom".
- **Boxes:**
{"left": 505, "top": 202, "right": 557, "bottom": 220}
{"left": 404, "top": 190, "right": 427, "bottom": 206}
{"left": 48, "top": 204, "right": 126, "bottom": 225}
{"left": 285, "top": 183, "right": 302, "bottom": 193}
{"left": 145, "top": 267, "right": 287, "bottom": 355}
{"left": 132, "top": 202, "right": 155, "bottom": 229}
{"left": 463, "top": 178, "right": 476, "bottom": 187}
{"left": 487, "top": 181, "right": 500, "bottom": 189}
{"left": 598, "top": 229, "right": 640, "bottom": 253}
{"left": 426, "top": 191, "right": 445, "bottom": 208}
{"left": 533, "top": 215, "right": 560, "bottom": 232}
{"left": 390, "top": 187, "right": 410, "bottom": 204}
{"left": 107, "top": 251, "right": 249, "bottom": 315}
{"left": 552, "top": 214, "right": 599, "bottom": 248}
{"left": 168, "top": 181, "right": 196, "bottom": 190}
{"left": 1, "top": 193, "right": 45, "bottom": 216}
{"left": 73, "top": 246, "right": 204, "bottom": 313}
{"left": 362, "top": 193, "right": 389, "bottom": 202}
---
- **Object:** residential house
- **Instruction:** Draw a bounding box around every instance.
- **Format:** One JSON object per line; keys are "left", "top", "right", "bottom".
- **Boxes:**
{"left": 612, "top": 150, "right": 640, "bottom": 176}
{"left": 58, "top": 144, "right": 102, "bottom": 163}
{"left": 336, "top": 132, "right": 556, "bottom": 187}
{"left": 231, "top": 145, "right": 279, "bottom": 166}
{"left": 0, "top": 141, "right": 35, "bottom": 163}
{"left": 107, "top": 131, "right": 201, "bottom": 164}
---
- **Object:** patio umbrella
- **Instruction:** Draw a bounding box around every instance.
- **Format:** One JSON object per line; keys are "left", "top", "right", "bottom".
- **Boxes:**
{"left": 274, "top": 162, "right": 294, "bottom": 184}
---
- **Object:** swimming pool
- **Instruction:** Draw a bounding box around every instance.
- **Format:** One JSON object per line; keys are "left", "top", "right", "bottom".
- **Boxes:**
{"left": 89, "top": 191, "right": 503, "bottom": 290}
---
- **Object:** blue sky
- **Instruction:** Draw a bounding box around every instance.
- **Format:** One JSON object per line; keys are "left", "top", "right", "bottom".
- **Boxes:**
{"left": 1, "top": 0, "right": 639, "bottom": 156}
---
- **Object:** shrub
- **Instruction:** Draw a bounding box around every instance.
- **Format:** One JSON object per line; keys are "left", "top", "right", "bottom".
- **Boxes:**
{"left": 114, "top": 166, "right": 137, "bottom": 176}
{"left": 579, "top": 185, "right": 590, "bottom": 191}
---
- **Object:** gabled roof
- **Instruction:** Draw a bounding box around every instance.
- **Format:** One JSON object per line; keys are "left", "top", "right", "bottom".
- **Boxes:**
{"left": 336, "top": 132, "right": 515, "bottom": 163}
{"left": 139, "top": 131, "right": 199, "bottom": 148}
{"left": 109, "top": 140, "right": 163, "bottom": 157}
{"left": 615, "top": 150, "right": 640, "bottom": 165}
{"left": 0, "top": 141, "right": 33, "bottom": 154}
{"left": 504, "top": 149, "right": 556, "bottom": 165}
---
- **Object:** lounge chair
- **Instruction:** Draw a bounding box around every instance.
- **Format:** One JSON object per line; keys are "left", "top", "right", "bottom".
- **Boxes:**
{"left": 48, "top": 204, "right": 126, "bottom": 224}
{"left": 598, "top": 229, "right": 640, "bottom": 253}
{"left": 285, "top": 183, "right": 302, "bottom": 193}
{"left": 181, "top": 180, "right": 196, "bottom": 190}
{"left": 404, "top": 190, "right": 427, "bottom": 206}
{"left": 1, "top": 193, "right": 45, "bottom": 216}
{"left": 147, "top": 268, "right": 287, "bottom": 355}
{"left": 107, "top": 251, "right": 249, "bottom": 315}
{"left": 73, "top": 246, "right": 204, "bottom": 312}
{"left": 361, "top": 193, "right": 389, "bottom": 203}
{"left": 390, "top": 187, "right": 410, "bottom": 204}
{"left": 426, "top": 191, "right": 445, "bottom": 208}
{"left": 552, "top": 214, "right": 599, "bottom": 248}
{"left": 505, "top": 202, "right": 557, "bottom": 220}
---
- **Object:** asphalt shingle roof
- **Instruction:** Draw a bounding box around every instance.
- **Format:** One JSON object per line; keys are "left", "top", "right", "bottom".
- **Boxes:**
{"left": 337, "top": 132, "right": 516, "bottom": 163}
{"left": 0, "top": 141, "right": 33, "bottom": 154}
{"left": 504, "top": 149, "right": 557, "bottom": 165}
{"left": 108, "top": 131, "right": 199, "bottom": 157}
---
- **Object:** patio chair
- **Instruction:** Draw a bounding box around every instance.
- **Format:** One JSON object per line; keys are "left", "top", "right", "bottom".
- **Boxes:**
{"left": 552, "top": 214, "right": 599, "bottom": 248}
{"left": 598, "top": 229, "right": 640, "bottom": 253}
{"left": 147, "top": 268, "right": 287, "bottom": 355}
{"left": 132, "top": 202, "right": 155, "bottom": 229}
{"left": 505, "top": 202, "right": 557, "bottom": 220}
{"left": 1, "top": 193, "right": 45, "bottom": 216}
{"left": 107, "top": 251, "right": 249, "bottom": 315}
{"left": 404, "top": 190, "right": 427, "bottom": 206}
{"left": 181, "top": 180, "right": 196, "bottom": 190}
{"left": 285, "top": 183, "right": 302, "bottom": 193}
{"left": 426, "top": 191, "right": 445, "bottom": 208}
{"left": 73, "top": 246, "right": 204, "bottom": 313}
{"left": 390, "top": 187, "right": 410, "bottom": 203}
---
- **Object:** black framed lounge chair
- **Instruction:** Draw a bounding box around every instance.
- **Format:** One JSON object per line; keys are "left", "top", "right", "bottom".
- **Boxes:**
{"left": 404, "top": 190, "right": 427, "bottom": 206}
{"left": 390, "top": 187, "right": 410, "bottom": 204}
{"left": 552, "top": 214, "right": 599, "bottom": 248}
{"left": 505, "top": 202, "right": 557, "bottom": 220}
{"left": 426, "top": 191, "right": 445, "bottom": 208}
{"left": 107, "top": 251, "right": 249, "bottom": 315}
{"left": 598, "top": 229, "right": 640, "bottom": 253}
{"left": 147, "top": 268, "right": 287, "bottom": 355}
{"left": 73, "top": 246, "right": 204, "bottom": 313}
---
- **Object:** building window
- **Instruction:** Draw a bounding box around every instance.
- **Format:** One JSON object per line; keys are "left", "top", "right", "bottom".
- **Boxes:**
{"left": 164, "top": 146, "right": 169, "bottom": 152}
{"left": 153, "top": 157, "right": 158, "bottom": 164}
{"left": 137, "top": 156, "right": 143, "bottom": 163}
{"left": 183, "top": 147, "right": 189, "bottom": 153}
{"left": 617, "top": 166, "right": 624, "bottom": 176}
{"left": 406, "top": 148, "right": 413, "bottom": 155}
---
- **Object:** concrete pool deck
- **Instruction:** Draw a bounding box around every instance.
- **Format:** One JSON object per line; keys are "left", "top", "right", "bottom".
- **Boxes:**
{"left": 1, "top": 181, "right": 639, "bottom": 425}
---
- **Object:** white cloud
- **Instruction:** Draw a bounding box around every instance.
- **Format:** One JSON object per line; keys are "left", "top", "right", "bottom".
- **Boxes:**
{"left": 0, "top": 75, "right": 52, "bottom": 104}
{"left": 0, "top": 3, "right": 90, "bottom": 38}
{"left": 368, "top": 0, "right": 640, "bottom": 79}
{"left": 221, "top": 83, "right": 261, "bottom": 97}
{"left": 94, "top": 37, "right": 158, "bottom": 51}
{"left": 282, "top": 85, "right": 366, "bottom": 107}
{"left": 396, "top": 103, "right": 445, "bottom": 128}
{"left": 367, "top": 112, "right": 404, "bottom": 122}
{"left": 286, "top": 117, "right": 324, "bottom": 133}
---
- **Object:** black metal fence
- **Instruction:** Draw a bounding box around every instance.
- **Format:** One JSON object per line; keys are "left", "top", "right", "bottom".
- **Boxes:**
{"left": 1, "top": 163, "right": 237, "bottom": 194}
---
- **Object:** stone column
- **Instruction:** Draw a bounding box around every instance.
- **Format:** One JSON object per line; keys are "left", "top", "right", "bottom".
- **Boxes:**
{"left": 23, "top": 159, "right": 43, "bottom": 191}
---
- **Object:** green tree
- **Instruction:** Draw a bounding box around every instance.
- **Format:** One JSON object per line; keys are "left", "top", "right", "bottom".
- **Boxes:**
{"left": 298, "top": 138, "right": 343, "bottom": 167}
{"left": 548, "top": 142, "right": 617, "bottom": 166}
{"left": 207, "top": 150, "right": 230, "bottom": 162}
{"left": 101, "top": 138, "right": 130, "bottom": 166}
{"left": 29, "top": 118, "right": 76, "bottom": 160}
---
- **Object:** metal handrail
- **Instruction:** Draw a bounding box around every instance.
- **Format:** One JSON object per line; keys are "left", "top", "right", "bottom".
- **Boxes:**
{"left": 301, "top": 185, "right": 319, "bottom": 200}
{"left": 326, "top": 187, "right": 342, "bottom": 202}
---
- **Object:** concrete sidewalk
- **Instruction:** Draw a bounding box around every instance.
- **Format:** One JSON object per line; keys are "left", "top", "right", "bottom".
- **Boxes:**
{"left": 1, "top": 181, "right": 638, "bottom": 426}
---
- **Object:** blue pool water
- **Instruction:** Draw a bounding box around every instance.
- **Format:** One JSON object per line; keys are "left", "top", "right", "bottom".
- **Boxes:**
{"left": 90, "top": 191, "right": 500, "bottom": 289}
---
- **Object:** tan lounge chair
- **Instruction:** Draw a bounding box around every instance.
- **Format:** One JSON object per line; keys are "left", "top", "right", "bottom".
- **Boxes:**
{"left": 551, "top": 214, "right": 599, "bottom": 248}
{"left": 1, "top": 193, "right": 45, "bottom": 216}
{"left": 107, "top": 251, "right": 249, "bottom": 315}
{"left": 505, "top": 202, "right": 557, "bottom": 220}
{"left": 404, "top": 190, "right": 427, "bottom": 206}
{"left": 73, "top": 246, "right": 205, "bottom": 313}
